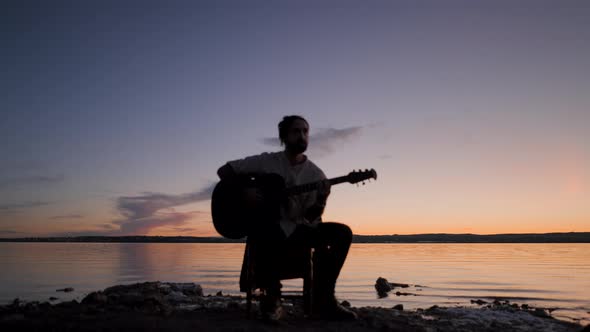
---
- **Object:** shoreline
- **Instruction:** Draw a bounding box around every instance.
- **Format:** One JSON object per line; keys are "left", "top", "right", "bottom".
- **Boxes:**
{"left": 1, "top": 232, "right": 590, "bottom": 243}
{"left": 1, "top": 281, "right": 586, "bottom": 332}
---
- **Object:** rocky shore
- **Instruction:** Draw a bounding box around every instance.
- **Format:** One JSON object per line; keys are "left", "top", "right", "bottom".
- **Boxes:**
{"left": 1, "top": 281, "right": 587, "bottom": 332}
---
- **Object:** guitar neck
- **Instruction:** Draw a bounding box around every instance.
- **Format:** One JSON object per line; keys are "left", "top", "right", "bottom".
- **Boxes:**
{"left": 285, "top": 176, "right": 349, "bottom": 196}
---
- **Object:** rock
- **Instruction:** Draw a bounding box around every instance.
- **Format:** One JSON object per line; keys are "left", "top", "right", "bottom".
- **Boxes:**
{"left": 395, "top": 291, "right": 413, "bottom": 296}
{"left": 531, "top": 308, "right": 551, "bottom": 319}
{"left": 166, "top": 291, "right": 189, "bottom": 304}
{"left": 82, "top": 291, "right": 108, "bottom": 305}
{"left": 1, "top": 313, "right": 25, "bottom": 321}
{"left": 393, "top": 304, "right": 404, "bottom": 311}
{"left": 521, "top": 304, "right": 529, "bottom": 309}
{"left": 390, "top": 282, "right": 410, "bottom": 288}
{"left": 56, "top": 287, "right": 74, "bottom": 292}
{"left": 375, "top": 277, "right": 392, "bottom": 295}
{"left": 11, "top": 298, "right": 22, "bottom": 307}
{"left": 216, "top": 291, "right": 223, "bottom": 296}
{"left": 471, "top": 299, "right": 487, "bottom": 305}
{"left": 49, "top": 297, "right": 59, "bottom": 301}
{"left": 177, "top": 304, "right": 203, "bottom": 311}
{"left": 157, "top": 283, "right": 172, "bottom": 294}
{"left": 119, "top": 292, "right": 145, "bottom": 306}
{"left": 170, "top": 283, "right": 203, "bottom": 296}
{"left": 55, "top": 300, "right": 79, "bottom": 309}
{"left": 341, "top": 300, "right": 351, "bottom": 307}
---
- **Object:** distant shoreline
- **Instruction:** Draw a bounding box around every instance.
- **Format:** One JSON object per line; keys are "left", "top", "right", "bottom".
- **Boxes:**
{"left": 1, "top": 232, "right": 589, "bottom": 243}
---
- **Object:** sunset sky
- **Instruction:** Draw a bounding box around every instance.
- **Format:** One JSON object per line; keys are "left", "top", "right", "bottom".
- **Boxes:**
{"left": 2, "top": 0, "right": 589, "bottom": 237}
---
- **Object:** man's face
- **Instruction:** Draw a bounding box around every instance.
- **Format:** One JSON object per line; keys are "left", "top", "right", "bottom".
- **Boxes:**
{"left": 284, "top": 119, "right": 309, "bottom": 154}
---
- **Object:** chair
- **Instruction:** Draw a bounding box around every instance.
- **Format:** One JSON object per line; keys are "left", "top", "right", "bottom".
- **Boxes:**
{"left": 239, "top": 237, "right": 314, "bottom": 317}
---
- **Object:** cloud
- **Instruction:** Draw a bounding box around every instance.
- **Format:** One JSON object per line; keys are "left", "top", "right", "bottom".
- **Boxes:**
{"left": 0, "top": 230, "right": 22, "bottom": 235}
{"left": 97, "top": 223, "right": 117, "bottom": 230}
{"left": 0, "top": 160, "right": 44, "bottom": 173}
{"left": 112, "top": 183, "right": 216, "bottom": 235}
{"left": 114, "top": 211, "right": 196, "bottom": 235}
{"left": 172, "top": 227, "right": 200, "bottom": 233}
{"left": 0, "top": 174, "right": 64, "bottom": 189}
{"left": 0, "top": 201, "right": 51, "bottom": 213}
{"left": 45, "top": 183, "right": 216, "bottom": 237}
{"left": 260, "top": 126, "right": 364, "bottom": 156}
{"left": 116, "top": 184, "right": 215, "bottom": 220}
{"left": 49, "top": 214, "right": 84, "bottom": 220}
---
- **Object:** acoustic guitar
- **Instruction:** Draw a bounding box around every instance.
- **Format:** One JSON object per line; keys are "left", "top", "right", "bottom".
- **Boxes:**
{"left": 211, "top": 169, "right": 377, "bottom": 239}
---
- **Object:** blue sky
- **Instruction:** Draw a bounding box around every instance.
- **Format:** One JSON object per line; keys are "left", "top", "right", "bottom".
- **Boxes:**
{"left": 1, "top": 0, "right": 589, "bottom": 237}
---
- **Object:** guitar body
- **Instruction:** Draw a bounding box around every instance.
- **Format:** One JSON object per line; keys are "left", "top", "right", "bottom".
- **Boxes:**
{"left": 211, "top": 168, "right": 377, "bottom": 239}
{"left": 211, "top": 173, "right": 285, "bottom": 239}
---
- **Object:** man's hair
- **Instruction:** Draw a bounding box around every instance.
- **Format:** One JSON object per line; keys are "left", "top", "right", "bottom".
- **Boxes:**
{"left": 278, "top": 115, "right": 309, "bottom": 145}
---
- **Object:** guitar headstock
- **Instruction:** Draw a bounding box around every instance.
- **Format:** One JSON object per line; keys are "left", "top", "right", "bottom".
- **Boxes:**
{"left": 346, "top": 168, "right": 377, "bottom": 184}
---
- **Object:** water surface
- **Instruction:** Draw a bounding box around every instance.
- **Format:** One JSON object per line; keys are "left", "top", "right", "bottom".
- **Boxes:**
{"left": 0, "top": 243, "right": 588, "bottom": 324}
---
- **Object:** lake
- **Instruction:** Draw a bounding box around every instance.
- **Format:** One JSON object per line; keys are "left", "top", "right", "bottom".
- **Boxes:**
{"left": 0, "top": 243, "right": 588, "bottom": 324}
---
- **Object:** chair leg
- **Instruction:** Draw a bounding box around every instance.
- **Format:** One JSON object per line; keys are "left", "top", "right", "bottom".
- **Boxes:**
{"left": 246, "top": 289, "right": 253, "bottom": 318}
{"left": 303, "top": 249, "right": 314, "bottom": 316}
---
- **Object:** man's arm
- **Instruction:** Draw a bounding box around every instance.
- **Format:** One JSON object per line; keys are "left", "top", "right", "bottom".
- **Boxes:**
{"left": 304, "top": 179, "right": 331, "bottom": 222}
{"left": 304, "top": 200, "right": 327, "bottom": 222}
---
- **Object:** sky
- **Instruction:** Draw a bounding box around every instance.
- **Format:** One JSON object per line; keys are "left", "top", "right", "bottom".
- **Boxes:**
{"left": 1, "top": 0, "right": 589, "bottom": 237}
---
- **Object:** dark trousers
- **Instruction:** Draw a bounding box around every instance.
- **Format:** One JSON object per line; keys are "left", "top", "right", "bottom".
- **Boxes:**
{"left": 252, "top": 222, "right": 353, "bottom": 296}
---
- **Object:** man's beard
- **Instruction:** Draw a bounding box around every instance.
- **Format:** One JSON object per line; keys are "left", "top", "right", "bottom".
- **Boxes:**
{"left": 286, "top": 140, "right": 307, "bottom": 154}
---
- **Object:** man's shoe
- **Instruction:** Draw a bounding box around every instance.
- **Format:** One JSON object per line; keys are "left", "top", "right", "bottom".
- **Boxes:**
{"left": 260, "top": 293, "right": 284, "bottom": 321}
{"left": 313, "top": 296, "right": 357, "bottom": 320}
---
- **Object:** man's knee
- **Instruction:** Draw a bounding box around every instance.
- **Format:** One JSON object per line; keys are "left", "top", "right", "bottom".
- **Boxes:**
{"left": 322, "top": 222, "right": 353, "bottom": 244}
{"left": 339, "top": 223, "right": 353, "bottom": 243}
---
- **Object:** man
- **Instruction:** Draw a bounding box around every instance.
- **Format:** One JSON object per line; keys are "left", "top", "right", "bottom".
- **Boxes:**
{"left": 217, "top": 115, "right": 356, "bottom": 321}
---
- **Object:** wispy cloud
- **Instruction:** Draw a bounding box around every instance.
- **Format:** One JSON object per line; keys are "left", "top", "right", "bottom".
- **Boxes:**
{"left": 0, "top": 174, "right": 64, "bottom": 189}
{"left": 0, "top": 201, "right": 51, "bottom": 214}
{"left": 172, "top": 227, "right": 200, "bottom": 233}
{"left": 49, "top": 214, "right": 84, "bottom": 220}
{"left": 260, "top": 126, "right": 364, "bottom": 156}
{"left": 112, "top": 183, "right": 216, "bottom": 235}
{"left": 0, "top": 230, "right": 22, "bottom": 235}
{"left": 116, "top": 184, "right": 215, "bottom": 220}
{"left": 114, "top": 211, "right": 197, "bottom": 235}
{"left": 96, "top": 223, "right": 117, "bottom": 230}
{"left": 46, "top": 184, "right": 216, "bottom": 237}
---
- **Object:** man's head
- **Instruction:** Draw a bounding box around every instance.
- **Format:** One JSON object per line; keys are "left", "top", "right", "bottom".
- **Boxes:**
{"left": 278, "top": 115, "right": 309, "bottom": 154}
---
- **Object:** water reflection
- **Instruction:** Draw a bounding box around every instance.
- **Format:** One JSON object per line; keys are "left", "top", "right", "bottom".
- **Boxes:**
{"left": 0, "top": 243, "right": 588, "bottom": 324}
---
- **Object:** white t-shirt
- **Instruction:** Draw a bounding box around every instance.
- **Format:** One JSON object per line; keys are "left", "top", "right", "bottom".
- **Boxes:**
{"left": 228, "top": 151, "right": 327, "bottom": 237}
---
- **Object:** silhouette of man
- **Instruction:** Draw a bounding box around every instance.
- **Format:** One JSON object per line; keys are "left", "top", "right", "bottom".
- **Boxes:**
{"left": 217, "top": 115, "right": 356, "bottom": 320}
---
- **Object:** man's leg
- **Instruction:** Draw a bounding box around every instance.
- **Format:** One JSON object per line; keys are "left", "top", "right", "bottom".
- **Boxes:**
{"left": 288, "top": 222, "right": 356, "bottom": 319}
{"left": 250, "top": 224, "right": 286, "bottom": 320}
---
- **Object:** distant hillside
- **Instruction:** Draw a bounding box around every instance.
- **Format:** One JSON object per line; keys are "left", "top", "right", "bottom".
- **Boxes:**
{"left": 1, "top": 232, "right": 589, "bottom": 243}
{"left": 353, "top": 232, "right": 590, "bottom": 243}
{"left": 0, "top": 236, "right": 244, "bottom": 243}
